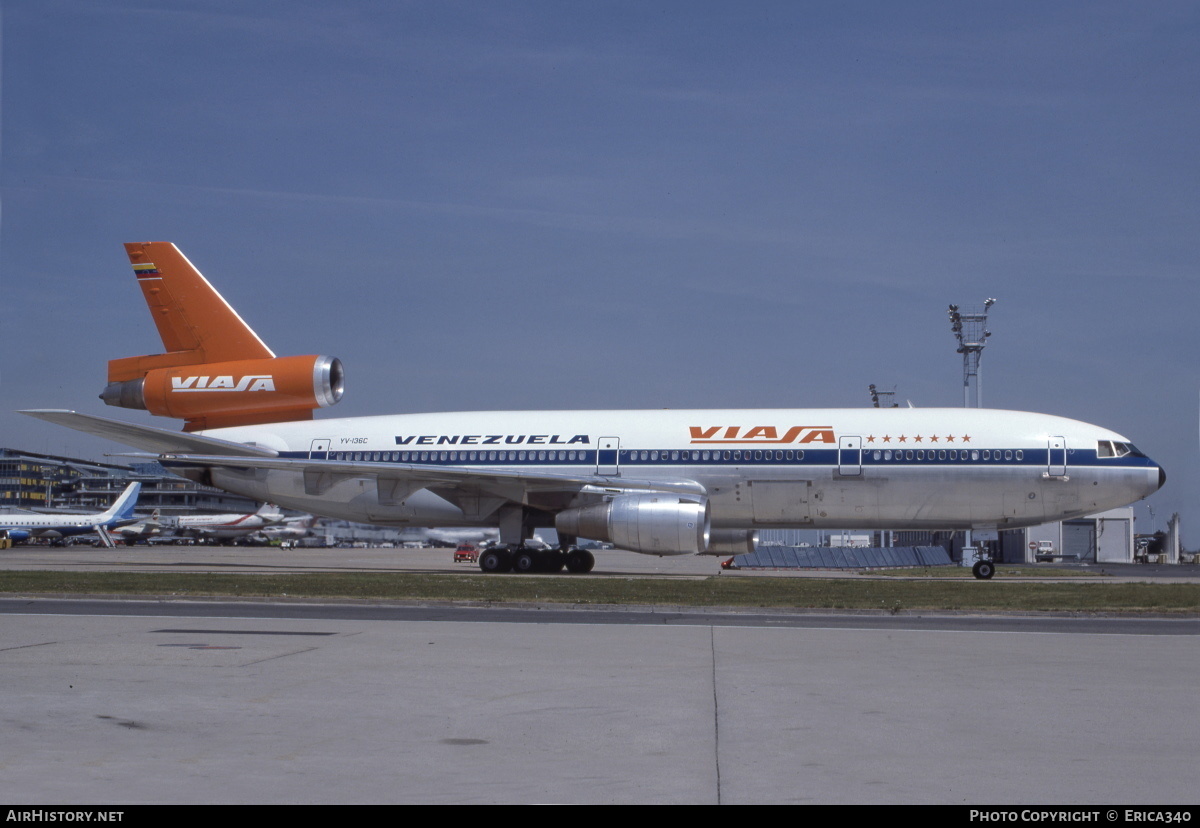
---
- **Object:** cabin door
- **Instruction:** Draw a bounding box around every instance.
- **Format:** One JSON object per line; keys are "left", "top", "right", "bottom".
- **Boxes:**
{"left": 597, "top": 437, "right": 620, "bottom": 476}
{"left": 838, "top": 436, "right": 862, "bottom": 476}
{"left": 1047, "top": 436, "right": 1067, "bottom": 477}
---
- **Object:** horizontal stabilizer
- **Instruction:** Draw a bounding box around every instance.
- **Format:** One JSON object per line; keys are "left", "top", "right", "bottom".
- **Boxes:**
{"left": 19, "top": 410, "right": 277, "bottom": 457}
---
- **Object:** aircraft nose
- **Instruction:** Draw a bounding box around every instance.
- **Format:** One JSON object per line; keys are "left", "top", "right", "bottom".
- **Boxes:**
{"left": 1158, "top": 466, "right": 1167, "bottom": 490}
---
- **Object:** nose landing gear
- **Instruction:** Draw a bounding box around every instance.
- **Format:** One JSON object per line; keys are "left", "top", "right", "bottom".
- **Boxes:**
{"left": 972, "top": 559, "right": 996, "bottom": 580}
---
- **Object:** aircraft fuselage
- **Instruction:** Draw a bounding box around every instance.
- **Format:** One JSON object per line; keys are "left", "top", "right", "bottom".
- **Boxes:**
{"left": 197, "top": 407, "right": 1162, "bottom": 535}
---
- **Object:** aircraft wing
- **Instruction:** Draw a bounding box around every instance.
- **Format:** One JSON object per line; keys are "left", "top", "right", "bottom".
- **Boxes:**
{"left": 157, "top": 452, "right": 708, "bottom": 506}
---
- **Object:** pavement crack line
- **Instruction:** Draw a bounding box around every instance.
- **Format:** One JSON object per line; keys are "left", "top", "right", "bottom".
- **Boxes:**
{"left": 711, "top": 624, "right": 722, "bottom": 805}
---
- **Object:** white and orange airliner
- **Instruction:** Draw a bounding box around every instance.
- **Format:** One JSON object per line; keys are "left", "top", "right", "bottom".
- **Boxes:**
{"left": 24, "top": 243, "right": 1165, "bottom": 576}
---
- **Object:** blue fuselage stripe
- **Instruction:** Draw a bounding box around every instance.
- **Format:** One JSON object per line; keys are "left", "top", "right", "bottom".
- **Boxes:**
{"left": 284, "top": 449, "right": 1156, "bottom": 470}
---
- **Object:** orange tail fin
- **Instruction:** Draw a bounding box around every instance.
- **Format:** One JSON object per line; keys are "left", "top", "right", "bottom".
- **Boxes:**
{"left": 102, "top": 243, "right": 343, "bottom": 431}
{"left": 108, "top": 243, "right": 274, "bottom": 382}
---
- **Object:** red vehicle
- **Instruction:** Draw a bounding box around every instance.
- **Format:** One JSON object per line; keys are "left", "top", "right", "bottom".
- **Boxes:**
{"left": 454, "top": 543, "right": 478, "bottom": 563}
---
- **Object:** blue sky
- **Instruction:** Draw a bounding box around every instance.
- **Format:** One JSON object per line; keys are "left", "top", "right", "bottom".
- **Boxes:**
{"left": 3, "top": 1, "right": 1197, "bottom": 536}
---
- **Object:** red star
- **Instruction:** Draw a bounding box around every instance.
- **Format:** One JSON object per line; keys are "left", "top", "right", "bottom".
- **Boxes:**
{"left": 945, "top": 435, "right": 955, "bottom": 443}
{"left": 898, "top": 435, "right": 907, "bottom": 443}
{"left": 882, "top": 435, "right": 891, "bottom": 443}
{"left": 962, "top": 435, "right": 971, "bottom": 443}
{"left": 930, "top": 435, "right": 939, "bottom": 443}
{"left": 866, "top": 435, "right": 876, "bottom": 443}
{"left": 914, "top": 435, "right": 923, "bottom": 442}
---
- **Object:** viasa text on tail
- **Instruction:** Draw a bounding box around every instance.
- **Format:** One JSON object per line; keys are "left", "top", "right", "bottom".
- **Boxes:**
{"left": 23, "top": 243, "right": 1165, "bottom": 575}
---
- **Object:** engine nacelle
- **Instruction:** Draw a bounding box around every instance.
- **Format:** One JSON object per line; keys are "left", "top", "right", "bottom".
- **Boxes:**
{"left": 100, "top": 355, "right": 343, "bottom": 431}
{"left": 556, "top": 494, "right": 710, "bottom": 556}
{"left": 703, "top": 529, "right": 759, "bottom": 556}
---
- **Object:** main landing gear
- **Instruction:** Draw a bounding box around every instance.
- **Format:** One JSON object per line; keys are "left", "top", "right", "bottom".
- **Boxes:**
{"left": 478, "top": 546, "right": 595, "bottom": 574}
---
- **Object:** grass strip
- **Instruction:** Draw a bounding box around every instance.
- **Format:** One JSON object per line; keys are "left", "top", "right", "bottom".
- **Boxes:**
{"left": 1, "top": 570, "right": 1198, "bottom": 613}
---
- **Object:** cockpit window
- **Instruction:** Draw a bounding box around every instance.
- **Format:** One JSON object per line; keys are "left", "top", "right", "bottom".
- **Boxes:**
{"left": 1097, "top": 440, "right": 1140, "bottom": 458}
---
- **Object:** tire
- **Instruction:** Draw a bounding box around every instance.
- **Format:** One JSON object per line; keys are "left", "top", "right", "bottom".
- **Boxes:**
{"left": 479, "top": 549, "right": 512, "bottom": 573}
{"left": 565, "top": 549, "right": 595, "bottom": 574}
{"left": 973, "top": 560, "right": 995, "bottom": 580}
{"left": 512, "top": 551, "right": 537, "bottom": 573}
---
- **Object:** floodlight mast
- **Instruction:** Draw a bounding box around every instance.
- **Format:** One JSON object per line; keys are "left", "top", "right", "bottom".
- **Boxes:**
{"left": 868, "top": 384, "right": 898, "bottom": 408}
{"left": 947, "top": 298, "right": 996, "bottom": 408}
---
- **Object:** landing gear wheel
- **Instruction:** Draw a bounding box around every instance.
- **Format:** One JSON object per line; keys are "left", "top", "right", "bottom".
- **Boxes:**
{"left": 565, "top": 548, "right": 595, "bottom": 574}
{"left": 479, "top": 548, "right": 513, "bottom": 573}
{"left": 972, "top": 560, "right": 995, "bottom": 580}
{"left": 512, "top": 551, "right": 537, "bottom": 573}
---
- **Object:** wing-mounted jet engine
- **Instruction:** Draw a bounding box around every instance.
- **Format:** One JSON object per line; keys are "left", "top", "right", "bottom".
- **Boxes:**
{"left": 556, "top": 494, "right": 711, "bottom": 556}
{"left": 99, "top": 242, "right": 343, "bottom": 431}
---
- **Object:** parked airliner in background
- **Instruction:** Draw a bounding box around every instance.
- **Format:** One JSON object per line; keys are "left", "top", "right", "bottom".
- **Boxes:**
{"left": 174, "top": 502, "right": 284, "bottom": 541}
{"left": 0, "top": 482, "right": 141, "bottom": 544}
{"left": 111, "top": 508, "right": 164, "bottom": 544}
{"left": 260, "top": 514, "right": 321, "bottom": 543}
{"left": 22, "top": 243, "right": 1165, "bottom": 576}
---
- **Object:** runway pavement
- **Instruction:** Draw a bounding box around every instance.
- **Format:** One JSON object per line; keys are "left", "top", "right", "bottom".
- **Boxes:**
{"left": 2, "top": 546, "right": 1198, "bottom": 804}
{"left": 2, "top": 594, "right": 1199, "bottom": 804}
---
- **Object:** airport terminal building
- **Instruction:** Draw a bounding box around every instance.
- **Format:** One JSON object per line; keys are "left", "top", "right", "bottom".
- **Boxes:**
{"left": 0, "top": 447, "right": 260, "bottom": 516}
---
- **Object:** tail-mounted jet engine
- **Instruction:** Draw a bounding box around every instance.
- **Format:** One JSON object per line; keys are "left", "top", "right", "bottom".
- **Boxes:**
{"left": 556, "top": 494, "right": 711, "bottom": 556}
{"left": 102, "top": 355, "right": 344, "bottom": 431}
{"left": 100, "top": 241, "right": 346, "bottom": 432}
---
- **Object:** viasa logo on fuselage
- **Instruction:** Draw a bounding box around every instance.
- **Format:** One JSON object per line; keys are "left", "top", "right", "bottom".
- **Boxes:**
{"left": 171, "top": 375, "right": 276, "bottom": 392}
{"left": 689, "top": 426, "right": 836, "bottom": 444}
